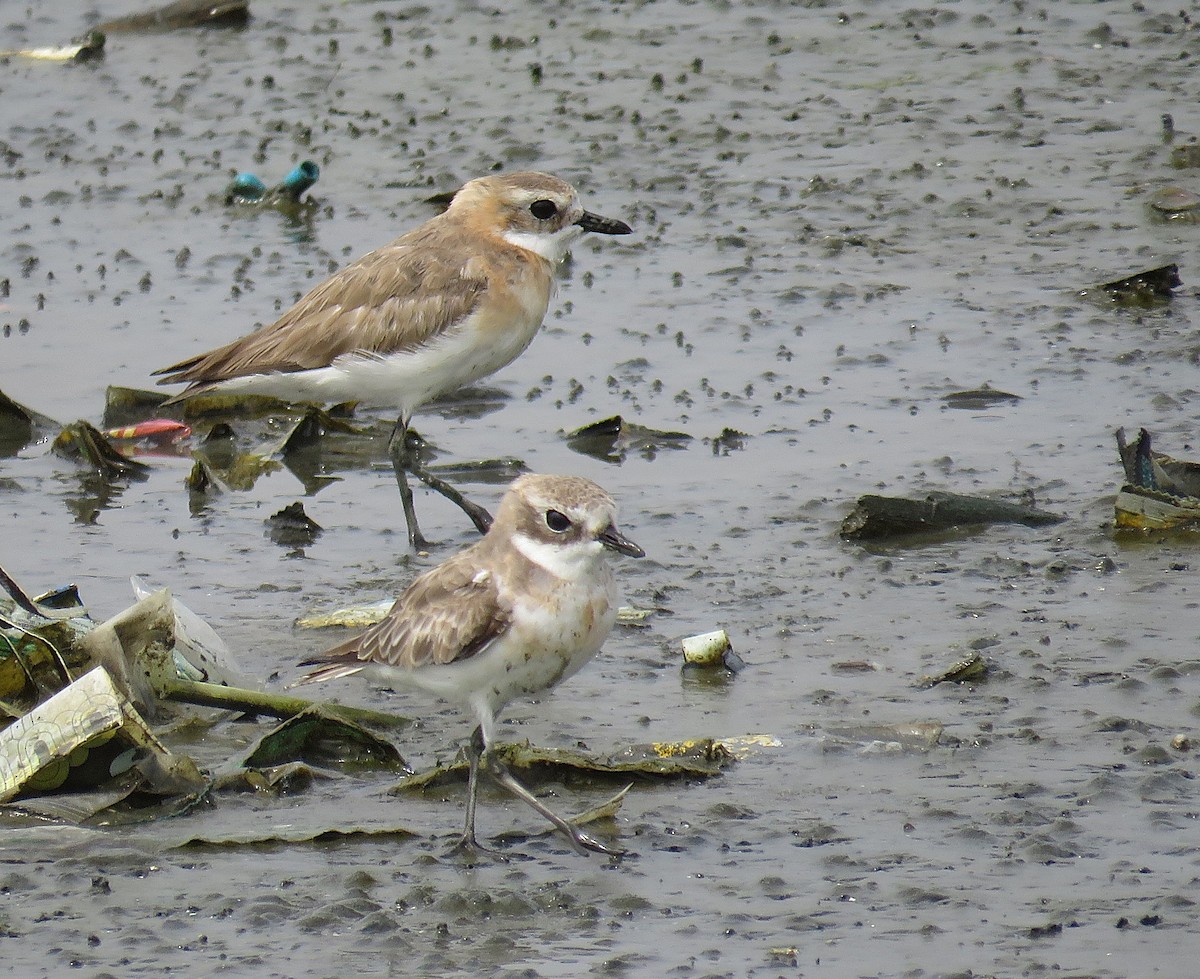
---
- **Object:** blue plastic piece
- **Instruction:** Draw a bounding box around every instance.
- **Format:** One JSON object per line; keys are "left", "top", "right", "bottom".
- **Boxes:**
{"left": 274, "top": 160, "right": 320, "bottom": 201}
{"left": 226, "top": 171, "right": 268, "bottom": 203}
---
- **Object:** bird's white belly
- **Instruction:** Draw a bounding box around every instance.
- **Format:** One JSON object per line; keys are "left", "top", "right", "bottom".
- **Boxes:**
{"left": 209, "top": 306, "right": 544, "bottom": 415}
{"left": 374, "top": 577, "right": 617, "bottom": 744}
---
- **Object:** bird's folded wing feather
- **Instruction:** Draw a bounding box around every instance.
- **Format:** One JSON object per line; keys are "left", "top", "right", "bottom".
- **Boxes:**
{"left": 155, "top": 234, "right": 487, "bottom": 385}
{"left": 300, "top": 557, "right": 513, "bottom": 681}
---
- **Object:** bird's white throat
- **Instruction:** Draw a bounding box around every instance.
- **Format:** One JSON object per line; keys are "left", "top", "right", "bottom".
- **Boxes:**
{"left": 503, "top": 224, "right": 584, "bottom": 264}
{"left": 511, "top": 531, "right": 600, "bottom": 580}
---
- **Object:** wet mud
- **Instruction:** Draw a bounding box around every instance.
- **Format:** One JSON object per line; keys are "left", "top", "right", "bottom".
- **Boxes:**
{"left": 3, "top": 1, "right": 1200, "bottom": 975}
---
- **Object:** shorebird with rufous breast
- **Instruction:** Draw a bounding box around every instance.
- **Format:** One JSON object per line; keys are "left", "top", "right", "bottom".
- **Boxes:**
{"left": 154, "top": 172, "right": 632, "bottom": 549}
{"left": 295, "top": 473, "right": 644, "bottom": 857}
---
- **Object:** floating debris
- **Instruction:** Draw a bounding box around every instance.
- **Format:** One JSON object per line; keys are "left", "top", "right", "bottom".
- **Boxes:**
{"left": 269, "top": 405, "right": 366, "bottom": 457}
{"left": 566, "top": 415, "right": 692, "bottom": 462}
{"left": 102, "top": 384, "right": 175, "bottom": 429}
{"left": 224, "top": 172, "right": 267, "bottom": 203}
{"left": 841, "top": 491, "right": 1064, "bottom": 541}
{"left": 708, "top": 427, "right": 749, "bottom": 455}
{"left": 821, "top": 721, "right": 944, "bottom": 752}
{"left": 714, "top": 734, "right": 782, "bottom": 759}
{"left": 396, "top": 737, "right": 734, "bottom": 792}
{"left": 831, "top": 659, "right": 881, "bottom": 674}
{"left": 424, "top": 188, "right": 458, "bottom": 211}
{"left": 0, "top": 388, "right": 59, "bottom": 456}
{"left": 97, "top": 0, "right": 250, "bottom": 32}
{"left": 103, "top": 418, "right": 192, "bottom": 459}
{"left": 0, "top": 666, "right": 169, "bottom": 803}
{"left": 681, "top": 629, "right": 730, "bottom": 667}
{"left": 1114, "top": 428, "right": 1200, "bottom": 530}
{"left": 273, "top": 161, "right": 320, "bottom": 201}
{"left": 266, "top": 501, "right": 323, "bottom": 548}
{"left": 52, "top": 421, "right": 151, "bottom": 481}
{"left": 296, "top": 598, "right": 395, "bottom": 631}
{"left": 1170, "top": 143, "right": 1200, "bottom": 169}
{"left": 187, "top": 448, "right": 281, "bottom": 493}
{"left": 1116, "top": 427, "right": 1200, "bottom": 494}
{"left": 0, "top": 570, "right": 421, "bottom": 829}
{"left": 1148, "top": 186, "right": 1200, "bottom": 219}
{"left": 0, "top": 31, "right": 105, "bottom": 61}
{"left": 941, "top": 386, "right": 1022, "bottom": 410}
{"left": 104, "top": 418, "right": 190, "bottom": 445}
{"left": 681, "top": 628, "right": 744, "bottom": 673}
{"left": 918, "top": 651, "right": 987, "bottom": 688}
{"left": 225, "top": 161, "right": 320, "bottom": 208}
{"left": 418, "top": 455, "right": 526, "bottom": 483}
{"left": 1096, "top": 263, "right": 1181, "bottom": 307}
{"left": 173, "top": 390, "right": 293, "bottom": 419}
{"left": 616, "top": 604, "right": 660, "bottom": 627}
{"left": 241, "top": 706, "right": 409, "bottom": 771}
{"left": 129, "top": 576, "right": 253, "bottom": 689}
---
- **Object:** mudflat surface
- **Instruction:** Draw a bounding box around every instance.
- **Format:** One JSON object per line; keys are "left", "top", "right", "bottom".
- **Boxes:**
{"left": 2, "top": 1, "right": 1199, "bottom": 976}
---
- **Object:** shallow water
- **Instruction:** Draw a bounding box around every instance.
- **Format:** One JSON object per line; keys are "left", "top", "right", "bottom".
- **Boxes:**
{"left": 3, "top": 0, "right": 1200, "bottom": 975}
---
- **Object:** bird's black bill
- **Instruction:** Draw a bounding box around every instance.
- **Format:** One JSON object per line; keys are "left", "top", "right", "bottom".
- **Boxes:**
{"left": 599, "top": 525, "right": 645, "bottom": 558}
{"left": 577, "top": 210, "right": 632, "bottom": 235}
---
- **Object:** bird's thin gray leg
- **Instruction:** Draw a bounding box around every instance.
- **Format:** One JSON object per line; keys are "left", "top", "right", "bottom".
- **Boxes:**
{"left": 483, "top": 749, "right": 625, "bottom": 857}
{"left": 388, "top": 417, "right": 432, "bottom": 550}
{"left": 389, "top": 418, "right": 493, "bottom": 538}
{"left": 408, "top": 459, "right": 494, "bottom": 535}
{"left": 450, "top": 727, "right": 500, "bottom": 859}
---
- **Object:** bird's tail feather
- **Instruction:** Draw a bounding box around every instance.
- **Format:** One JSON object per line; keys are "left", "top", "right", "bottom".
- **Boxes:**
{"left": 291, "top": 654, "right": 366, "bottom": 687}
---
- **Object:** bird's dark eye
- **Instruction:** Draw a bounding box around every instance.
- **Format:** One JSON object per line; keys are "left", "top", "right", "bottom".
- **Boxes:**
{"left": 530, "top": 199, "right": 557, "bottom": 220}
{"left": 545, "top": 509, "right": 571, "bottom": 532}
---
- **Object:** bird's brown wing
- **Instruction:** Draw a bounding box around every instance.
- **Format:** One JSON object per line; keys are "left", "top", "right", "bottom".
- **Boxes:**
{"left": 296, "top": 552, "right": 512, "bottom": 684}
{"left": 155, "top": 220, "right": 488, "bottom": 388}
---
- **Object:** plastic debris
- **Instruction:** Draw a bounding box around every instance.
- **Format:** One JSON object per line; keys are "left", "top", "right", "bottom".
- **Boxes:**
{"left": 296, "top": 598, "right": 395, "bottom": 631}
{"left": 0, "top": 388, "right": 59, "bottom": 456}
{"left": 0, "top": 666, "right": 168, "bottom": 802}
{"left": 714, "top": 734, "right": 782, "bottom": 759}
{"left": 708, "top": 427, "right": 749, "bottom": 455}
{"left": 0, "top": 31, "right": 105, "bottom": 61}
{"left": 1114, "top": 427, "right": 1200, "bottom": 529}
{"left": 129, "top": 576, "right": 253, "bottom": 689}
{"left": 241, "top": 706, "right": 409, "bottom": 771}
{"left": 224, "top": 172, "right": 267, "bottom": 203}
{"left": 225, "top": 161, "right": 320, "bottom": 206}
{"left": 681, "top": 628, "right": 744, "bottom": 673}
{"left": 265, "top": 501, "right": 323, "bottom": 548}
{"left": 841, "top": 490, "right": 1064, "bottom": 540}
{"left": 918, "top": 652, "right": 987, "bottom": 687}
{"left": 396, "top": 737, "right": 734, "bottom": 792}
{"left": 52, "top": 421, "right": 151, "bottom": 481}
{"left": 104, "top": 418, "right": 191, "bottom": 445}
{"left": 1148, "top": 186, "right": 1200, "bottom": 218}
{"left": 820, "top": 721, "right": 944, "bottom": 753}
{"left": 1097, "top": 264, "right": 1181, "bottom": 307}
{"left": 566, "top": 415, "right": 692, "bottom": 462}
{"left": 98, "top": 0, "right": 250, "bottom": 32}
{"left": 941, "top": 386, "right": 1022, "bottom": 410}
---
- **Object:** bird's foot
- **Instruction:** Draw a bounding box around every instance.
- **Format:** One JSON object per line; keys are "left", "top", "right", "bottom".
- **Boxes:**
{"left": 566, "top": 826, "right": 627, "bottom": 858}
{"left": 448, "top": 833, "right": 509, "bottom": 863}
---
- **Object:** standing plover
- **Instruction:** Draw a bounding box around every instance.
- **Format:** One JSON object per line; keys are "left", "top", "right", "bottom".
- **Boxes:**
{"left": 156, "top": 172, "right": 631, "bottom": 548}
{"left": 296, "top": 473, "right": 644, "bottom": 856}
